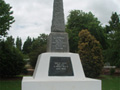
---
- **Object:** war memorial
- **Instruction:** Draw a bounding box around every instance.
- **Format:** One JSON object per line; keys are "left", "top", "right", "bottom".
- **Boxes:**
{"left": 22, "top": 0, "right": 101, "bottom": 90}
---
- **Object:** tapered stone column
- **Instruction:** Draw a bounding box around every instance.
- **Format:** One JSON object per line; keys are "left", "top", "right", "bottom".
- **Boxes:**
{"left": 47, "top": 0, "right": 69, "bottom": 52}
{"left": 51, "top": 0, "right": 65, "bottom": 32}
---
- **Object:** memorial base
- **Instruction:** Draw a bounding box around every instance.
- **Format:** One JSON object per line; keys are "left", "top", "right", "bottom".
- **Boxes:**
{"left": 22, "top": 53, "right": 101, "bottom": 90}
{"left": 22, "top": 77, "right": 101, "bottom": 90}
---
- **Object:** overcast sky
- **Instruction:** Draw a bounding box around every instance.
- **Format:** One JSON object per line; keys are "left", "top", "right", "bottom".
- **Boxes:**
{"left": 4, "top": 0, "right": 120, "bottom": 43}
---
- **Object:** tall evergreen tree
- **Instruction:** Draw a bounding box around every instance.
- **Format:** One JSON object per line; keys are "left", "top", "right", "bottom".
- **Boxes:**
{"left": 23, "top": 36, "right": 32, "bottom": 54}
{"left": 16, "top": 37, "right": 22, "bottom": 51}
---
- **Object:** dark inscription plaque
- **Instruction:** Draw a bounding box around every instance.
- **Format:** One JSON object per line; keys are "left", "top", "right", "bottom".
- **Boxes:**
{"left": 49, "top": 57, "right": 74, "bottom": 76}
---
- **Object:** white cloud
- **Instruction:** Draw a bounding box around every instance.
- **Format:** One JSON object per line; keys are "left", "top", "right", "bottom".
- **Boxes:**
{"left": 86, "top": 0, "right": 120, "bottom": 25}
{"left": 4, "top": 0, "right": 120, "bottom": 43}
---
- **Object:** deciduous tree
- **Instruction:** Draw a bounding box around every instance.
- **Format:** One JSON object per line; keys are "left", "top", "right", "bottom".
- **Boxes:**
{"left": 0, "top": 0, "right": 15, "bottom": 38}
{"left": 66, "top": 10, "right": 107, "bottom": 52}
{"left": 105, "top": 12, "right": 120, "bottom": 67}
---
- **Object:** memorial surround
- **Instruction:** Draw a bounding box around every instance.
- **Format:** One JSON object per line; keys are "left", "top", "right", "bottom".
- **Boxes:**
{"left": 22, "top": 0, "right": 101, "bottom": 90}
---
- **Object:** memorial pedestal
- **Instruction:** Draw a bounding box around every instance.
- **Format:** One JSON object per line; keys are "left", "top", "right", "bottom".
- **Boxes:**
{"left": 22, "top": 53, "right": 101, "bottom": 90}
{"left": 47, "top": 32, "right": 69, "bottom": 52}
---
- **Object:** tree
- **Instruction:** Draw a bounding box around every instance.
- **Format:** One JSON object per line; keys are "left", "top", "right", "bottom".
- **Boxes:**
{"left": 0, "top": 39, "right": 25, "bottom": 77}
{"left": 29, "top": 34, "right": 48, "bottom": 68}
{"left": 29, "top": 45, "right": 46, "bottom": 68}
{"left": 105, "top": 12, "right": 120, "bottom": 67}
{"left": 23, "top": 36, "right": 32, "bottom": 54}
{"left": 66, "top": 10, "right": 107, "bottom": 52}
{"left": 0, "top": 0, "right": 15, "bottom": 38}
{"left": 0, "top": 1, "right": 25, "bottom": 77}
{"left": 31, "top": 34, "right": 48, "bottom": 51}
{"left": 6, "top": 36, "right": 14, "bottom": 46}
{"left": 16, "top": 37, "right": 22, "bottom": 51}
{"left": 78, "top": 30, "right": 103, "bottom": 78}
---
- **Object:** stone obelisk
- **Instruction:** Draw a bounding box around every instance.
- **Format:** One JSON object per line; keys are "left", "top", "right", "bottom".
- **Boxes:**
{"left": 47, "top": 0, "right": 69, "bottom": 52}
{"left": 51, "top": 0, "right": 65, "bottom": 32}
{"left": 22, "top": 0, "right": 101, "bottom": 90}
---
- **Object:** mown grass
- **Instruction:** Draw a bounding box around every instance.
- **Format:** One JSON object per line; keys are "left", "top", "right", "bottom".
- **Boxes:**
{"left": 0, "top": 80, "right": 21, "bottom": 90}
{"left": 101, "top": 75, "right": 120, "bottom": 90}
{"left": 0, "top": 75, "right": 120, "bottom": 90}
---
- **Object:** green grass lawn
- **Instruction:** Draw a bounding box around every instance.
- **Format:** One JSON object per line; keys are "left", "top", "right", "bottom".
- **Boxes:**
{"left": 0, "top": 75, "right": 120, "bottom": 90}
{"left": 0, "top": 80, "right": 21, "bottom": 90}
{"left": 101, "top": 75, "right": 120, "bottom": 90}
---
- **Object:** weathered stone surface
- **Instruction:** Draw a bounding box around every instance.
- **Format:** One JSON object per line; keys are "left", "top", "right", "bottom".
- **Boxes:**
{"left": 47, "top": 0, "right": 69, "bottom": 52}
{"left": 51, "top": 0, "right": 65, "bottom": 32}
{"left": 47, "top": 32, "right": 69, "bottom": 52}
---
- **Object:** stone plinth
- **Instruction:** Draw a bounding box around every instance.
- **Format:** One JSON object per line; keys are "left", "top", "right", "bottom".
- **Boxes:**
{"left": 22, "top": 77, "right": 101, "bottom": 90}
{"left": 47, "top": 32, "right": 69, "bottom": 52}
{"left": 22, "top": 53, "right": 101, "bottom": 90}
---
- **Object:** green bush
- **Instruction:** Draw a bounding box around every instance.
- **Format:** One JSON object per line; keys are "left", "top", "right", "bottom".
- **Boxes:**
{"left": 29, "top": 34, "right": 47, "bottom": 68}
{"left": 0, "top": 41, "right": 25, "bottom": 77}
{"left": 29, "top": 45, "right": 46, "bottom": 68}
{"left": 110, "top": 68, "right": 115, "bottom": 75}
{"left": 78, "top": 30, "right": 104, "bottom": 78}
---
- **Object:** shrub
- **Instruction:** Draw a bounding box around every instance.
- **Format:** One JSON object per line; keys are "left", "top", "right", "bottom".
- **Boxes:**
{"left": 29, "top": 34, "right": 47, "bottom": 68}
{"left": 0, "top": 41, "right": 25, "bottom": 77}
{"left": 78, "top": 30, "right": 104, "bottom": 78}
{"left": 110, "top": 68, "right": 115, "bottom": 75}
{"left": 29, "top": 45, "right": 46, "bottom": 68}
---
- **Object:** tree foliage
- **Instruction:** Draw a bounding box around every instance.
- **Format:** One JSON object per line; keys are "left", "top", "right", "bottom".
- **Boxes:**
{"left": 66, "top": 10, "right": 107, "bottom": 52}
{"left": 0, "top": 1, "right": 25, "bottom": 77}
{"left": 105, "top": 12, "right": 120, "bottom": 67}
{"left": 0, "top": 0, "right": 15, "bottom": 37}
{"left": 78, "top": 30, "right": 103, "bottom": 78}
{"left": 31, "top": 34, "right": 48, "bottom": 51}
{"left": 0, "top": 38, "right": 25, "bottom": 77}
{"left": 6, "top": 36, "right": 14, "bottom": 46}
{"left": 16, "top": 37, "right": 22, "bottom": 51}
{"left": 29, "top": 34, "right": 48, "bottom": 68}
{"left": 23, "top": 36, "right": 32, "bottom": 54}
